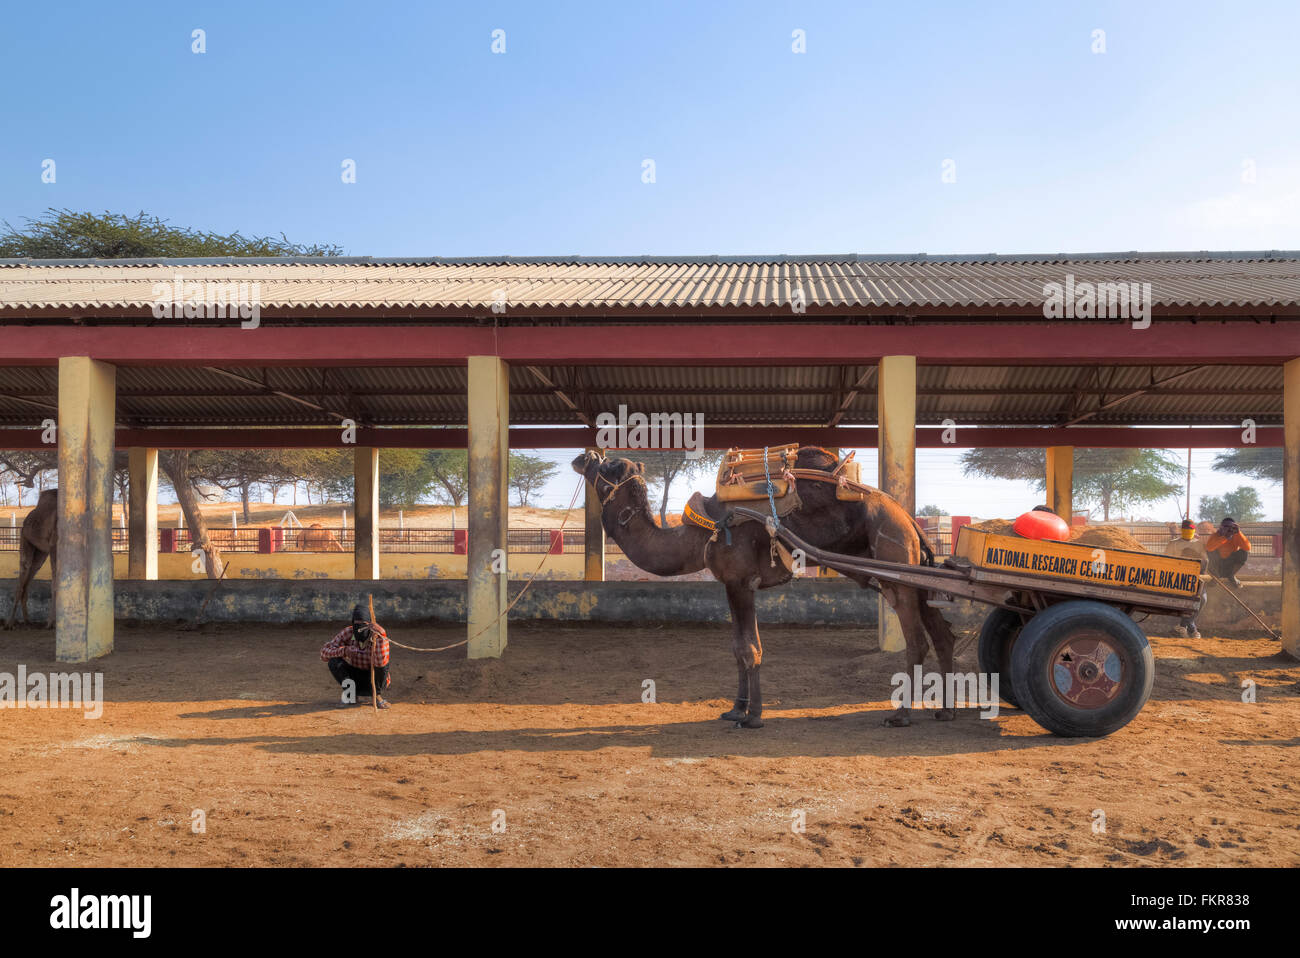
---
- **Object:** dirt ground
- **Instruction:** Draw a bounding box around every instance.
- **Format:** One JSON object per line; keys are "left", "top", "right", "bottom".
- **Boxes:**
{"left": 0, "top": 622, "right": 1296, "bottom": 867}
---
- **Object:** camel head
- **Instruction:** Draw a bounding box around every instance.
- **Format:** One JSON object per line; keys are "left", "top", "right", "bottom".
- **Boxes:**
{"left": 571, "top": 451, "right": 647, "bottom": 519}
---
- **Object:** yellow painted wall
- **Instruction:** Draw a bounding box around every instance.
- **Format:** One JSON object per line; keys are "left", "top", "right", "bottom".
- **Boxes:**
{"left": 0, "top": 551, "right": 586, "bottom": 581}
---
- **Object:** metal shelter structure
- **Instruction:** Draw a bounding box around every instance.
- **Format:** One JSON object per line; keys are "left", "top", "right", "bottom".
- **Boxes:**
{"left": 2, "top": 250, "right": 1298, "bottom": 661}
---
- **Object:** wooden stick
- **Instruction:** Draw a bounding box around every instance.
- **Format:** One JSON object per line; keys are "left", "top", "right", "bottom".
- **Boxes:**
{"left": 1208, "top": 574, "right": 1279, "bottom": 639}
{"left": 368, "top": 592, "right": 379, "bottom": 714}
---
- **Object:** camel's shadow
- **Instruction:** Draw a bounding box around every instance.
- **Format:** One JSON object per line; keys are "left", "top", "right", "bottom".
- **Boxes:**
{"left": 140, "top": 706, "right": 1093, "bottom": 760}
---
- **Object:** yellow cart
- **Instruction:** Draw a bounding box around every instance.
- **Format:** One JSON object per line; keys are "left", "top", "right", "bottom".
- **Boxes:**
{"left": 734, "top": 509, "right": 1204, "bottom": 737}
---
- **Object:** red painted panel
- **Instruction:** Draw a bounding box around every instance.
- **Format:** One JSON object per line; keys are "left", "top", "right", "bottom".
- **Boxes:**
{"left": 2, "top": 322, "right": 1298, "bottom": 365}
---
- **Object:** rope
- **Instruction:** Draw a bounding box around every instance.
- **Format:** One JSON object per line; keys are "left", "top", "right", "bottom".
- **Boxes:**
{"left": 763, "top": 447, "right": 780, "bottom": 531}
{"left": 383, "top": 475, "right": 588, "bottom": 653}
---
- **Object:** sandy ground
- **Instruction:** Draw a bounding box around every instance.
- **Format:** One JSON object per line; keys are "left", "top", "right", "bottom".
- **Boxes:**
{"left": 0, "top": 623, "right": 1295, "bottom": 867}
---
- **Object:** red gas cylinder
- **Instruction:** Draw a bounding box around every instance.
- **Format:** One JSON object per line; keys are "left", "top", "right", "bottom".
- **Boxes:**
{"left": 1012, "top": 509, "right": 1070, "bottom": 541}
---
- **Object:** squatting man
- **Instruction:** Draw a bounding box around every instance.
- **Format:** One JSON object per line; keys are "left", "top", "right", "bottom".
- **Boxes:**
{"left": 320, "top": 604, "right": 392, "bottom": 709}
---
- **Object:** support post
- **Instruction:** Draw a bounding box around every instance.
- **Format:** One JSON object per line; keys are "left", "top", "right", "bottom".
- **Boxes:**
{"left": 1283, "top": 358, "right": 1300, "bottom": 658}
{"left": 584, "top": 447, "right": 605, "bottom": 581}
{"left": 1046, "top": 445, "right": 1074, "bottom": 521}
{"left": 56, "top": 357, "right": 116, "bottom": 662}
{"left": 467, "top": 356, "right": 509, "bottom": 658}
{"left": 877, "top": 355, "right": 916, "bottom": 653}
{"left": 127, "top": 447, "right": 158, "bottom": 580}
{"left": 354, "top": 447, "right": 379, "bottom": 580}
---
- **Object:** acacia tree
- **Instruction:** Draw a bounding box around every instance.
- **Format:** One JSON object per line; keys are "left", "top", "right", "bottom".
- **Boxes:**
{"left": 1212, "top": 448, "right": 1282, "bottom": 485}
{"left": 0, "top": 208, "right": 342, "bottom": 258}
{"left": 960, "top": 448, "right": 1184, "bottom": 520}
{"left": 1198, "top": 487, "right": 1265, "bottom": 522}
{"left": 635, "top": 450, "right": 724, "bottom": 525}
{"left": 426, "top": 451, "right": 469, "bottom": 506}
{"left": 160, "top": 450, "right": 224, "bottom": 578}
{"left": 508, "top": 452, "right": 558, "bottom": 507}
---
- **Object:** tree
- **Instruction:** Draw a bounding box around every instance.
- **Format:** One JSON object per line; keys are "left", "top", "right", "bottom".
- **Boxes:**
{"left": 425, "top": 451, "right": 469, "bottom": 506}
{"left": 187, "top": 450, "right": 291, "bottom": 524}
{"left": 0, "top": 452, "right": 57, "bottom": 506}
{"left": 0, "top": 209, "right": 341, "bottom": 550}
{"left": 1198, "top": 486, "right": 1264, "bottom": 523}
{"left": 159, "top": 450, "right": 224, "bottom": 579}
{"left": 509, "top": 452, "right": 558, "bottom": 507}
{"left": 917, "top": 504, "right": 946, "bottom": 517}
{"left": 0, "top": 209, "right": 342, "bottom": 259}
{"left": 960, "top": 448, "right": 1184, "bottom": 520}
{"left": 635, "top": 450, "right": 724, "bottom": 525}
{"left": 378, "top": 449, "right": 437, "bottom": 508}
{"left": 1212, "top": 448, "right": 1282, "bottom": 485}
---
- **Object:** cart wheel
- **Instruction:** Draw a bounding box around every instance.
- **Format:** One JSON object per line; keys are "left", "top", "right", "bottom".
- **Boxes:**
{"left": 976, "top": 607, "right": 1025, "bottom": 708}
{"left": 1009, "top": 600, "right": 1153, "bottom": 737}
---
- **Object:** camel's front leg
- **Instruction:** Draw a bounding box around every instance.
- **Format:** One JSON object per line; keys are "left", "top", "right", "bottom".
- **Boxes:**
{"left": 882, "top": 586, "right": 927, "bottom": 727}
{"left": 921, "top": 601, "right": 958, "bottom": 721}
{"left": 5, "top": 541, "right": 37, "bottom": 630}
{"left": 43, "top": 543, "right": 56, "bottom": 630}
{"left": 724, "top": 582, "right": 764, "bottom": 728}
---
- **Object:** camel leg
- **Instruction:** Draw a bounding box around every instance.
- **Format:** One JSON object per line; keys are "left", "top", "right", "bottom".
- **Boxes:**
{"left": 43, "top": 541, "right": 56, "bottom": 630}
{"left": 881, "top": 585, "right": 929, "bottom": 727}
{"left": 720, "top": 656, "right": 749, "bottom": 722}
{"left": 5, "top": 539, "right": 42, "bottom": 630}
{"left": 723, "top": 582, "right": 764, "bottom": 728}
{"left": 920, "top": 601, "right": 958, "bottom": 721}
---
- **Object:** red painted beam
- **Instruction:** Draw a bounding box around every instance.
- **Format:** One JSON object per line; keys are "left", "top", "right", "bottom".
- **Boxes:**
{"left": 0, "top": 426, "right": 1281, "bottom": 450}
{"left": 2, "top": 322, "right": 1298, "bottom": 365}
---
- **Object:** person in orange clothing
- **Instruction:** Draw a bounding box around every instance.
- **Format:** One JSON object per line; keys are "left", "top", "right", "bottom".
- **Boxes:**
{"left": 1206, "top": 517, "right": 1251, "bottom": 588}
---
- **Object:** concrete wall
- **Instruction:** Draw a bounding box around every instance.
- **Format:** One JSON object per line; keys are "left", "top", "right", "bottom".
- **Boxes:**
{"left": 0, "top": 577, "right": 880, "bottom": 627}
{"left": 0, "top": 575, "right": 1279, "bottom": 633}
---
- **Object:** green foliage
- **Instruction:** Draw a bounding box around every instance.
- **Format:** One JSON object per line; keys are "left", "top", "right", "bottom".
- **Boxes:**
{"left": 425, "top": 450, "right": 469, "bottom": 506}
{"left": 1197, "top": 486, "right": 1264, "bottom": 523}
{"left": 1212, "top": 448, "right": 1283, "bottom": 485}
{"left": 916, "top": 504, "right": 946, "bottom": 517}
{"left": 508, "top": 452, "right": 559, "bottom": 507}
{"left": 633, "top": 449, "right": 724, "bottom": 524}
{"left": 960, "top": 447, "right": 1185, "bottom": 520}
{"left": 378, "top": 449, "right": 437, "bottom": 508}
{"left": 0, "top": 209, "right": 342, "bottom": 259}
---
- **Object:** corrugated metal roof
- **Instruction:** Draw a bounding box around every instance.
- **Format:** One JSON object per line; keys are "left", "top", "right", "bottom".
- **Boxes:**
{"left": 1, "top": 252, "right": 1297, "bottom": 311}
{"left": 0, "top": 362, "right": 1282, "bottom": 429}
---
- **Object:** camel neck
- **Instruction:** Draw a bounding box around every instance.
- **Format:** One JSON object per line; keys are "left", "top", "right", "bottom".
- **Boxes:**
{"left": 606, "top": 499, "right": 710, "bottom": 577}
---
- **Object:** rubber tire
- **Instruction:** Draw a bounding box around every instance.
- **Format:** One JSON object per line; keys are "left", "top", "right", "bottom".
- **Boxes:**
{"left": 1009, "top": 600, "right": 1154, "bottom": 738}
{"left": 976, "top": 607, "right": 1025, "bottom": 709}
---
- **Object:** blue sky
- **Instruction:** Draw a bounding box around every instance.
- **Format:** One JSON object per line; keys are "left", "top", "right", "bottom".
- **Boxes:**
{"left": 2, "top": 0, "right": 1294, "bottom": 517}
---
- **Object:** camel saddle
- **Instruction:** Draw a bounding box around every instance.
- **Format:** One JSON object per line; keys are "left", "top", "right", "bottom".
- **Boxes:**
{"left": 715, "top": 444, "right": 799, "bottom": 501}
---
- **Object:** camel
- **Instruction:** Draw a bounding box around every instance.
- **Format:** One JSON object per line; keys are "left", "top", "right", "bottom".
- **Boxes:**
{"left": 573, "top": 448, "right": 959, "bottom": 728}
{"left": 296, "top": 523, "right": 345, "bottom": 552}
{"left": 4, "top": 488, "right": 57, "bottom": 630}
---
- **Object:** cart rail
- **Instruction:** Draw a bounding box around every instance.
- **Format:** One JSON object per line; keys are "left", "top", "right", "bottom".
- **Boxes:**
{"left": 730, "top": 507, "right": 1202, "bottom": 618}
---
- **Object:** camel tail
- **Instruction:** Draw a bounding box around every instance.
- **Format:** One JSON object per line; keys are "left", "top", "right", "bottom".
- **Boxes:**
{"left": 910, "top": 516, "right": 937, "bottom": 568}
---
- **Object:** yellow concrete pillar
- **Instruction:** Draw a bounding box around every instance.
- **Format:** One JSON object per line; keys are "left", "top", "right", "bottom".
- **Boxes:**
{"left": 1046, "top": 446, "right": 1074, "bottom": 521}
{"left": 56, "top": 357, "right": 116, "bottom": 662}
{"left": 127, "top": 447, "right": 158, "bottom": 580}
{"left": 467, "top": 356, "right": 509, "bottom": 658}
{"left": 1283, "top": 358, "right": 1300, "bottom": 658}
{"left": 584, "top": 447, "right": 605, "bottom": 581}
{"left": 354, "top": 447, "right": 379, "bottom": 580}
{"left": 877, "top": 355, "right": 916, "bottom": 653}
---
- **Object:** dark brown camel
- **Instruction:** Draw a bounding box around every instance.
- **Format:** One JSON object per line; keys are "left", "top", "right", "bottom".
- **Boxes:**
{"left": 573, "top": 448, "right": 959, "bottom": 728}
{"left": 4, "top": 488, "right": 57, "bottom": 630}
